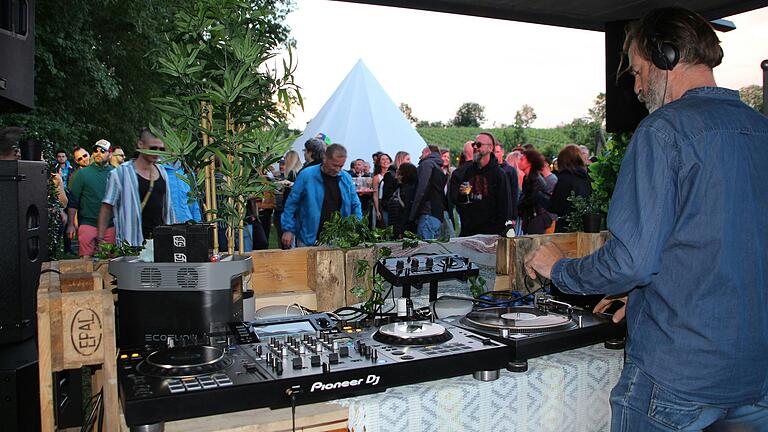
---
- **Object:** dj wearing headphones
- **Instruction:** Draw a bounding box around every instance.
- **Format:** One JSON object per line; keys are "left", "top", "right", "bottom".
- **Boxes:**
{"left": 525, "top": 7, "right": 768, "bottom": 431}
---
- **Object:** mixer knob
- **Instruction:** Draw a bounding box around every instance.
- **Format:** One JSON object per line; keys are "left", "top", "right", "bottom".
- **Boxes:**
{"left": 372, "top": 349, "right": 378, "bottom": 362}
{"left": 396, "top": 260, "right": 404, "bottom": 270}
{"left": 411, "top": 258, "right": 419, "bottom": 271}
{"left": 316, "top": 342, "right": 323, "bottom": 353}
{"left": 332, "top": 340, "right": 339, "bottom": 351}
{"left": 322, "top": 362, "right": 329, "bottom": 373}
{"left": 426, "top": 257, "right": 433, "bottom": 271}
{"left": 281, "top": 346, "right": 288, "bottom": 357}
{"left": 299, "top": 345, "right": 306, "bottom": 355}
{"left": 275, "top": 362, "right": 283, "bottom": 375}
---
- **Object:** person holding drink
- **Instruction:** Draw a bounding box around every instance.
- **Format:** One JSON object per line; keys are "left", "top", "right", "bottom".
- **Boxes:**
{"left": 448, "top": 132, "right": 512, "bottom": 237}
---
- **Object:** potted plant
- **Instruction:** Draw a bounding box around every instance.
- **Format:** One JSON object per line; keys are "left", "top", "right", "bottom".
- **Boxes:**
{"left": 147, "top": 0, "right": 302, "bottom": 254}
{"left": 565, "top": 192, "right": 603, "bottom": 233}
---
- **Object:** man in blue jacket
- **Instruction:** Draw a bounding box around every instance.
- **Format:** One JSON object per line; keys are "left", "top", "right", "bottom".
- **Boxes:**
{"left": 525, "top": 7, "right": 768, "bottom": 431}
{"left": 281, "top": 144, "right": 362, "bottom": 247}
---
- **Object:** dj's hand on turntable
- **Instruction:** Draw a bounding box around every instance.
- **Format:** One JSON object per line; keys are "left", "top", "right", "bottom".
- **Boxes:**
{"left": 524, "top": 242, "right": 564, "bottom": 280}
{"left": 593, "top": 296, "right": 627, "bottom": 323}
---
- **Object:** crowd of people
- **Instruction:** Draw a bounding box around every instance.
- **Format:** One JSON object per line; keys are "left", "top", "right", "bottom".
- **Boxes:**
{"left": 1, "top": 122, "right": 597, "bottom": 256}
{"left": 277, "top": 132, "right": 595, "bottom": 248}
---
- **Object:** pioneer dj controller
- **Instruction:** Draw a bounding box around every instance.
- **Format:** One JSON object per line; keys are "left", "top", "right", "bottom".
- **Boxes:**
{"left": 118, "top": 313, "right": 509, "bottom": 429}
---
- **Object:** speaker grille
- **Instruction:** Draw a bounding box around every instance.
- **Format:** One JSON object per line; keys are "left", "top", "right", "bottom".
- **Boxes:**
{"left": 139, "top": 267, "right": 162, "bottom": 288}
{"left": 176, "top": 268, "right": 199, "bottom": 289}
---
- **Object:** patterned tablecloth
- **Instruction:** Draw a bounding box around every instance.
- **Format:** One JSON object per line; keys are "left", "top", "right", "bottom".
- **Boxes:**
{"left": 337, "top": 343, "right": 624, "bottom": 432}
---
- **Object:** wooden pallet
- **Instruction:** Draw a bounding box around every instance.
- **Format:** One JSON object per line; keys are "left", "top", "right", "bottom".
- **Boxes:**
{"left": 496, "top": 231, "right": 611, "bottom": 293}
{"left": 37, "top": 260, "right": 119, "bottom": 431}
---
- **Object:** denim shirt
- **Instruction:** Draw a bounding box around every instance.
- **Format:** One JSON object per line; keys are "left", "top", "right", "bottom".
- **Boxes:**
{"left": 551, "top": 87, "right": 768, "bottom": 406}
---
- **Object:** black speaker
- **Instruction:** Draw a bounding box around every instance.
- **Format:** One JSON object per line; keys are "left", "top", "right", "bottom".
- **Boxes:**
{"left": 605, "top": 20, "right": 648, "bottom": 133}
{"left": 0, "top": 0, "right": 35, "bottom": 112}
{"left": 0, "top": 160, "right": 48, "bottom": 344}
{"left": 0, "top": 338, "right": 41, "bottom": 432}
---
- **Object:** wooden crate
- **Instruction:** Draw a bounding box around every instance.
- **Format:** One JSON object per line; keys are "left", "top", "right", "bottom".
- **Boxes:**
{"left": 37, "top": 260, "right": 119, "bottom": 431}
{"left": 246, "top": 246, "right": 377, "bottom": 313}
{"left": 496, "top": 231, "right": 611, "bottom": 293}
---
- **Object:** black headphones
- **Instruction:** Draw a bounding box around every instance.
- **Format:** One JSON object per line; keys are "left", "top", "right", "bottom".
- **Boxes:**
{"left": 650, "top": 35, "right": 680, "bottom": 71}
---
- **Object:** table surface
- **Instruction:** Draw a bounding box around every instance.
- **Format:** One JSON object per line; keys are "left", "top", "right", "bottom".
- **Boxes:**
{"left": 139, "top": 343, "right": 623, "bottom": 432}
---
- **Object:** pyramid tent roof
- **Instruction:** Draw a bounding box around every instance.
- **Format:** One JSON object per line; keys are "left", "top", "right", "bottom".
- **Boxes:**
{"left": 292, "top": 59, "right": 427, "bottom": 167}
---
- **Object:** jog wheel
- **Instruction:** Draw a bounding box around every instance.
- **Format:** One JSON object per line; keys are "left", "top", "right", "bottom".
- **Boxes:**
{"left": 373, "top": 321, "right": 453, "bottom": 346}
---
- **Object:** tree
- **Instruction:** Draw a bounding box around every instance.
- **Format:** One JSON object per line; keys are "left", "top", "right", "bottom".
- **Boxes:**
{"left": 452, "top": 102, "right": 485, "bottom": 127}
{"left": 513, "top": 104, "right": 537, "bottom": 128}
{"left": 739, "top": 85, "right": 764, "bottom": 112}
{"left": 588, "top": 93, "right": 606, "bottom": 127}
{"left": 0, "top": 0, "right": 173, "bottom": 152}
{"left": 399, "top": 103, "right": 419, "bottom": 124}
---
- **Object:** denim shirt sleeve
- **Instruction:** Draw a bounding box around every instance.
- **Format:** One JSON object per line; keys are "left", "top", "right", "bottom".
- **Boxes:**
{"left": 552, "top": 124, "right": 678, "bottom": 296}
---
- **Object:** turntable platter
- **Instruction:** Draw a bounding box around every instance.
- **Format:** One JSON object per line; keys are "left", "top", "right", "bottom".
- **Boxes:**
{"left": 137, "top": 345, "right": 234, "bottom": 377}
{"left": 461, "top": 307, "right": 575, "bottom": 333}
{"left": 373, "top": 321, "right": 453, "bottom": 345}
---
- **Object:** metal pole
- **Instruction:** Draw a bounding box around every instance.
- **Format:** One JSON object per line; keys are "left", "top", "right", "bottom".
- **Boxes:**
{"left": 761, "top": 60, "right": 768, "bottom": 116}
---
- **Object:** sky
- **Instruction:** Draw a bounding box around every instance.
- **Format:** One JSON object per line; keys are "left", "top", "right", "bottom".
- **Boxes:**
{"left": 281, "top": 1, "right": 768, "bottom": 130}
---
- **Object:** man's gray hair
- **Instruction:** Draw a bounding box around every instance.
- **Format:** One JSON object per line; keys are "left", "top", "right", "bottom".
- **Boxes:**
{"left": 325, "top": 143, "right": 347, "bottom": 159}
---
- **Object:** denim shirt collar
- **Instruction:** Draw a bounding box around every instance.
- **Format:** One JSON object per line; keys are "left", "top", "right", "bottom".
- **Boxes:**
{"left": 680, "top": 86, "right": 739, "bottom": 101}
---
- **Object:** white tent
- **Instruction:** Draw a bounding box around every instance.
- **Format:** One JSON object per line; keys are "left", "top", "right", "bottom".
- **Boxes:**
{"left": 291, "top": 59, "right": 427, "bottom": 166}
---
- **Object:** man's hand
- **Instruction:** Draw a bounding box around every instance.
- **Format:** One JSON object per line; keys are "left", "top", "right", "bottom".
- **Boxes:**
{"left": 524, "top": 242, "right": 565, "bottom": 280}
{"left": 281, "top": 232, "right": 294, "bottom": 249}
{"left": 66, "top": 224, "right": 76, "bottom": 240}
{"left": 593, "top": 295, "right": 627, "bottom": 323}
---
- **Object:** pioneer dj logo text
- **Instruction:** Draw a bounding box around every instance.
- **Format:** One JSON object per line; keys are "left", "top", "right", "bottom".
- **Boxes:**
{"left": 310, "top": 374, "right": 381, "bottom": 393}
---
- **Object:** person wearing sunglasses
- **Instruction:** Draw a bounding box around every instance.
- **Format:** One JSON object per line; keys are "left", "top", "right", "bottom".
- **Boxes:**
{"left": 73, "top": 147, "right": 91, "bottom": 169}
{"left": 67, "top": 139, "right": 115, "bottom": 257}
{"left": 448, "top": 132, "right": 513, "bottom": 237}
{"left": 110, "top": 146, "right": 126, "bottom": 168}
{"left": 99, "top": 127, "right": 175, "bottom": 247}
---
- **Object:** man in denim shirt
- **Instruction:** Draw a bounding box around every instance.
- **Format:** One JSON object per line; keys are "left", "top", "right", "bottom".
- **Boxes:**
{"left": 526, "top": 8, "right": 768, "bottom": 431}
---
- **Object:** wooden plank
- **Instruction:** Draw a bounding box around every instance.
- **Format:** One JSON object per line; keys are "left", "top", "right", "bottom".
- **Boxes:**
{"left": 253, "top": 290, "right": 318, "bottom": 312}
{"left": 37, "top": 265, "right": 55, "bottom": 432}
{"left": 58, "top": 259, "right": 93, "bottom": 274}
{"left": 344, "top": 247, "right": 375, "bottom": 307}
{"left": 496, "top": 237, "right": 511, "bottom": 275}
{"left": 100, "top": 288, "right": 120, "bottom": 431}
{"left": 60, "top": 271, "right": 101, "bottom": 293}
{"left": 159, "top": 402, "right": 349, "bottom": 432}
{"left": 576, "top": 231, "right": 610, "bottom": 257}
{"left": 246, "top": 248, "right": 315, "bottom": 294}
{"left": 61, "top": 274, "right": 107, "bottom": 369}
{"left": 308, "top": 248, "right": 346, "bottom": 312}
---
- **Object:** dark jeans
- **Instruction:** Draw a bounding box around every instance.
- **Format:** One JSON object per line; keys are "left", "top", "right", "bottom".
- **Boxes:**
{"left": 251, "top": 209, "right": 273, "bottom": 250}
{"left": 611, "top": 361, "right": 768, "bottom": 431}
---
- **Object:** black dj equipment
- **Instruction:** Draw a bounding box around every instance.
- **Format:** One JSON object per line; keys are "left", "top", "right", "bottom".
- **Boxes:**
{"left": 0, "top": 0, "right": 35, "bottom": 112}
{"left": 109, "top": 256, "right": 253, "bottom": 349}
{"left": 117, "top": 313, "right": 508, "bottom": 429}
{"left": 153, "top": 223, "right": 215, "bottom": 263}
{"left": 0, "top": 338, "right": 41, "bottom": 432}
{"left": 0, "top": 160, "right": 48, "bottom": 344}
{"left": 456, "top": 294, "right": 625, "bottom": 372}
{"left": 377, "top": 254, "right": 479, "bottom": 302}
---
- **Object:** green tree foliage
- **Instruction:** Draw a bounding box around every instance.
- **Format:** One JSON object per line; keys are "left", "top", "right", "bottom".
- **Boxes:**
{"left": 588, "top": 92, "right": 606, "bottom": 127}
{"left": 588, "top": 133, "right": 631, "bottom": 213}
{"left": 452, "top": 102, "right": 486, "bottom": 127}
{"left": 0, "top": 0, "right": 172, "bottom": 153}
{"left": 739, "top": 85, "right": 764, "bottom": 112}
{"left": 513, "top": 104, "right": 537, "bottom": 128}
{"left": 399, "top": 103, "right": 419, "bottom": 124}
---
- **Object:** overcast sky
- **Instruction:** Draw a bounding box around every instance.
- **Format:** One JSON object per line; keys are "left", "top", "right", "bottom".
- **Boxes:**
{"left": 283, "top": 1, "right": 768, "bottom": 129}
